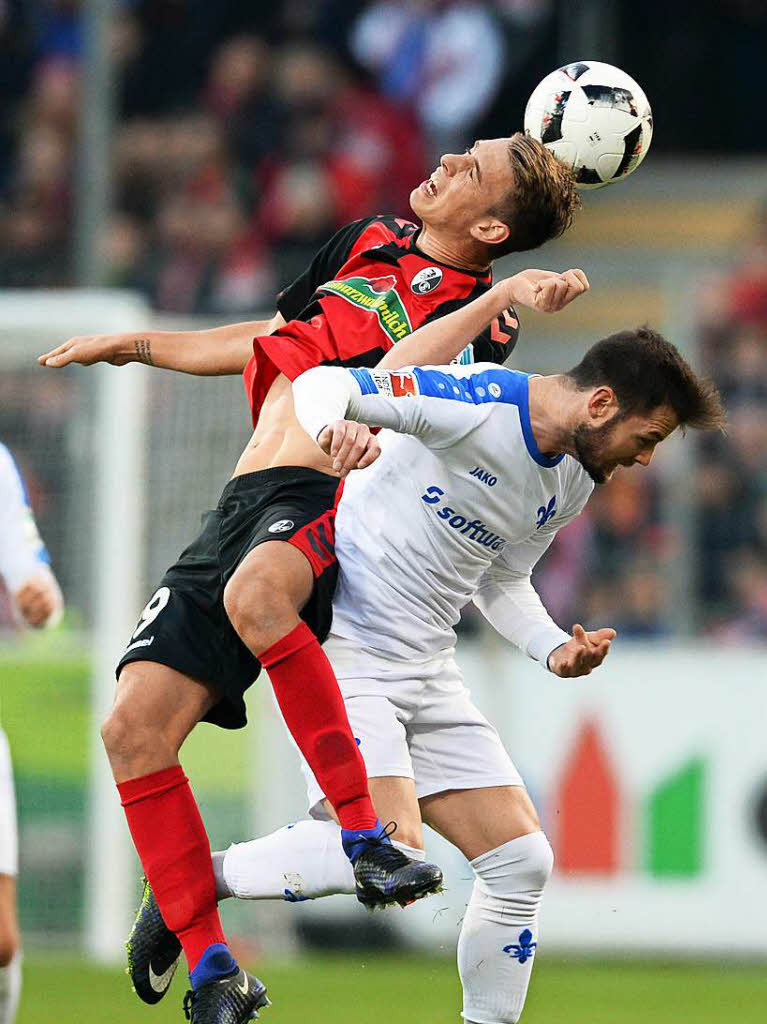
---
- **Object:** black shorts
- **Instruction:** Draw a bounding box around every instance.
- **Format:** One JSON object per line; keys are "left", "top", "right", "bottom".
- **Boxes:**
{"left": 116, "top": 467, "right": 341, "bottom": 729}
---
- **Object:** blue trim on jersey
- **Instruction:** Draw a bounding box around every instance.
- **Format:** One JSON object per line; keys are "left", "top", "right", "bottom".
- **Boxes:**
{"left": 2, "top": 443, "right": 52, "bottom": 565}
{"left": 349, "top": 367, "right": 377, "bottom": 395}
{"left": 410, "top": 367, "right": 565, "bottom": 468}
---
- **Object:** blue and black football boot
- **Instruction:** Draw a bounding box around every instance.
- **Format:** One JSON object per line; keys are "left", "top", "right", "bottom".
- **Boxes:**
{"left": 343, "top": 822, "right": 444, "bottom": 910}
{"left": 182, "top": 968, "right": 269, "bottom": 1023}
{"left": 126, "top": 876, "right": 182, "bottom": 1004}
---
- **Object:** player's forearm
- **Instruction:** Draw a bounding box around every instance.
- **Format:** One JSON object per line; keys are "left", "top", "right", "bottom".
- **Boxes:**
{"left": 292, "top": 367, "right": 359, "bottom": 440}
{"left": 475, "top": 573, "right": 571, "bottom": 668}
{"left": 116, "top": 319, "right": 274, "bottom": 375}
{"left": 376, "top": 282, "right": 512, "bottom": 370}
{"left": 40, "top": 313, "right": 286, "bottom": 375}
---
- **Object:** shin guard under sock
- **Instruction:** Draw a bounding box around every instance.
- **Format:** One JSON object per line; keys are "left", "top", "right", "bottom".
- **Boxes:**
{"left": 118, "top": 765, "right": 230, "bottom": 975}
{"left": 259, "top": 622, "right": 377, "bottom": 831}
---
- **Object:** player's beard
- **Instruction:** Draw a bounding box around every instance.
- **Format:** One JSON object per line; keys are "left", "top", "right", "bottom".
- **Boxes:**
{"left": 572, "top": 415, "right": 625, "bottom": 484}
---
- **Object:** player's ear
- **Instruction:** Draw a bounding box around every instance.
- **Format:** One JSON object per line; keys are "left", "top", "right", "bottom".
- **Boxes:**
{"left": 588, "top": 386, "right": 618, "bottom": 422}
{"left": 470, "top": 217, "right": 510, "bottom": 248}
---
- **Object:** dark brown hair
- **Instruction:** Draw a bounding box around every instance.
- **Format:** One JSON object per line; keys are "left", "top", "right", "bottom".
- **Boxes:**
{"left": 490, "top": 133, "right": 581, "bottom": 255}
{"left": 567, "top": 326, "right": 726, "bottom": 430}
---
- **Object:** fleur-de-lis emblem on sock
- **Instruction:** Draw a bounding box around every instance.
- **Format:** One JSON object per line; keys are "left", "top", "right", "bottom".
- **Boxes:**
{"left": 503, "top": 928, "right": 537, "bottom": 963}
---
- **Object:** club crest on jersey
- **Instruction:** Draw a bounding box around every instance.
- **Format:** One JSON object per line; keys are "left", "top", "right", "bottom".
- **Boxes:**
{"left": 268, "top": 519, "right": 295, "bottom": 534}
{"left": 536, "top": 496, "right": 556, "bottom": 529}
{"left": 318, "top": 274, "right": 412, "bottom": 344}
{"left": 411, "top": 266, "right": 443, "bottom": 295}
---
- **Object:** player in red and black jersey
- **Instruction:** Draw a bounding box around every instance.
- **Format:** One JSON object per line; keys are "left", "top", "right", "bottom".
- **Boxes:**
{"left": 41, "top": 134, "right": 588, "bottom": 1024}
{"left": 244, "top": 212, "right": 518, "bottom": 419}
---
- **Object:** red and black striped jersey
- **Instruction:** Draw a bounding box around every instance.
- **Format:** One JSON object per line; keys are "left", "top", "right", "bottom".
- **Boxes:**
{"left": 243, "top": 214, "right": 519, "bottom": 423}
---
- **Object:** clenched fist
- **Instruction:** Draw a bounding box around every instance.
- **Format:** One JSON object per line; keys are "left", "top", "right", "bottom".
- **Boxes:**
{"left": 14, "top": 572, "right": 63, "bottom": 629}
{"left": 316, "top": 420, "right": 381, "bottom": 477}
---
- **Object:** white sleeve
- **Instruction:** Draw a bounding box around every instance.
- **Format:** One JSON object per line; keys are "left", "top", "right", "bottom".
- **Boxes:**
{"left": 474, "top": 531, "right": 571, "bottom": 668}
{"left": 0, "top": 446, "right": 63, "bottom": 628}
{"left": 474, "top": 480, "right": 592, "bottom": 666}
{"left": 292, "top": 364, "right": 487, "bottom": 450}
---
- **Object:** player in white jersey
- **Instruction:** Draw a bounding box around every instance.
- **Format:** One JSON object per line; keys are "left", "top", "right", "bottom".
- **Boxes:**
{"left": 212, "top": 331, "right": 724, "bottom": 1024}
{"left": 0, "top": 443, "right": 63, "bottom": 1024}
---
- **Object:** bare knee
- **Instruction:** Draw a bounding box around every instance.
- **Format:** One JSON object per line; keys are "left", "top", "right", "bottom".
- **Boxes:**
{"left": 101, "top": 663, "right": 206, "bottom": 780}
{"left": 224, "top": 563, "right": 298, "bottom": 653}
{"left": 102, "top": 703, "right": 165, "bottom": 765}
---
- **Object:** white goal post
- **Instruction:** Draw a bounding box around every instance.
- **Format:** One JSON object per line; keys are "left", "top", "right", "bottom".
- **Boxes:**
{"left": 0, "top": 289, "right": 148, "bottom": 961}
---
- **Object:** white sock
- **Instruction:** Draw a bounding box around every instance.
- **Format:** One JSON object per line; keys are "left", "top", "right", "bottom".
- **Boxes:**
{"left": 221, "top": 819, "right": 425, "bottom": 903}
{"left": 0, "top": 953, "right": 21, "bottom": 1024}
{"left": 458, "top": 831, "right": 553, "bottom": 1024}
{"left": 223, "top": 819, "right": 355, "bottom": 901}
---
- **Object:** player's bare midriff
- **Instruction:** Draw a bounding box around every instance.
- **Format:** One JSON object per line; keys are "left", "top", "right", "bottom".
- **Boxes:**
{"left": 232, "top": 373, "right": 338, "bottom": 479}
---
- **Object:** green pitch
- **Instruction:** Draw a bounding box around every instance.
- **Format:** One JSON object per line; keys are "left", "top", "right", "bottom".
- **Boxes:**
{"left": 16, "top": 954, "right": 767, "bottom": 1024}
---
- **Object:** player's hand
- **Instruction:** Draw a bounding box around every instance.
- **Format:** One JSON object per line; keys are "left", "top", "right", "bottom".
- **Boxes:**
{"left": 38, "top": 334, "right": 133, "bottom": 368}
{"left": 547, "top": 623, "right": 615, "bottom": 677}
{"left": 503, "top": 268, "right": 589, "bottom": 314}
{"left": 317, "top": 420, "right": 381, "bottom": 477}
{"left": 14, "top": 574, "right": 63, "bottom": 629}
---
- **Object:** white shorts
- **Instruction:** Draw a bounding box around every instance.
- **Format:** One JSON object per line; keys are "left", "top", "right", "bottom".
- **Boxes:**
{"left": 302, "top": 635, "right": 522, "bottom": 817}
{"left": 0, "top": 728, "right": 18, "bottom": 876}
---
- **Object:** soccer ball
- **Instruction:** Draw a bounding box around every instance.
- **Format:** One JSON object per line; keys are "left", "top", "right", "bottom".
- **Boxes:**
{"left": 524, "top": 60, "right": 653, "bottom": 190}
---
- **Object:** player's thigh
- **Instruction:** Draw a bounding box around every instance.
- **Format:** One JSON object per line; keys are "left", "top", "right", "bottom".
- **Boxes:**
{"left": 420, "top": 785, "right": 541, "bottom": 862}
{"left": 0, "top": 875, "right": 19, "bottom": 966}
{"left": 321, "top": 776, "right": 424, "bottom": 851}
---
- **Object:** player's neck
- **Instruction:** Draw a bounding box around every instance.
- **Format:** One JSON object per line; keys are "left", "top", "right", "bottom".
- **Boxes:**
{"left": 416, "top": 227, "right": 490, "bottom": 273}
{"left": 528, "top": 375, "right": 579, "bottom": 458}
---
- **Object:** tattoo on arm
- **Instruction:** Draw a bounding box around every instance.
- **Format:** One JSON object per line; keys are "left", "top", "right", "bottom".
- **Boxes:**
{"left": 134, "top": 339, "right": 154, "bottom": 365}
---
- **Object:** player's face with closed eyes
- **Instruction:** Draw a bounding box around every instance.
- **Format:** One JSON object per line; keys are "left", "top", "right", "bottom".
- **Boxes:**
{"left": 574, "top": 405, "right": 679, "bottom": 484}
{"left": 410, "top": 138, "right": 514, "bottom": 238}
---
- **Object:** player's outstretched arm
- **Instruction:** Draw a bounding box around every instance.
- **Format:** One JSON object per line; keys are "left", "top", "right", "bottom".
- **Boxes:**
{"left": 376, "top": 268, "right": 589, "bottom": 371}
{"left": 38, "top": 313, "right": 286, "bottom": 376}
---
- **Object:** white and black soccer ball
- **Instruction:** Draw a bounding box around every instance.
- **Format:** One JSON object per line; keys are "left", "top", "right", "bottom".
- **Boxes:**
{"left": 524, "top": 60, "right": 653, "bottom": 190}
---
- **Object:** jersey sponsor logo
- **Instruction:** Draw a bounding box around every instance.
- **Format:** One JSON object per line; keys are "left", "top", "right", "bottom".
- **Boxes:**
{"left": 421, "top": 486, "right": 506, "bottom": 552}
{"left": 536, "top": 495, "right": 556, "bottom": 529}
{"left": 470, "top": 466, "right": 497, "bottom": 487}
{"left": 411, "top": 266, "right": 443, "bottom": 295}
{"left": 268, "top": 519, "right": 295, "bottom": 534}
{"left": 318, "top": 274, "right": 412, "bottom": 344}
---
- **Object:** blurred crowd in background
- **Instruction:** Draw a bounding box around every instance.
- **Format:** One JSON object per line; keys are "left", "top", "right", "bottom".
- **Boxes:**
{"left": 535, "top": 240, "right": 767, "bottom": 642}
{"left": 1, "top": 0, "right": 767, "bottom": 641}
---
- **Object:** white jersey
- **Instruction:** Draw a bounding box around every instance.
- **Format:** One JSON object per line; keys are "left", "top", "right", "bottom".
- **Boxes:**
{"left": 292, "top": 363, "right": 594, "bottom": 664}
{"left": 0, "top": 443, "right": 52, "bottom": 594}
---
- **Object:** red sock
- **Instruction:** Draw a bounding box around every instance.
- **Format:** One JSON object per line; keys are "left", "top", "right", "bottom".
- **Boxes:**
{"left": 260, "top": 622, "right": 378, "bottom": 830}
{"left": 118, "top": 765, "right": 226, "bottom": 973}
